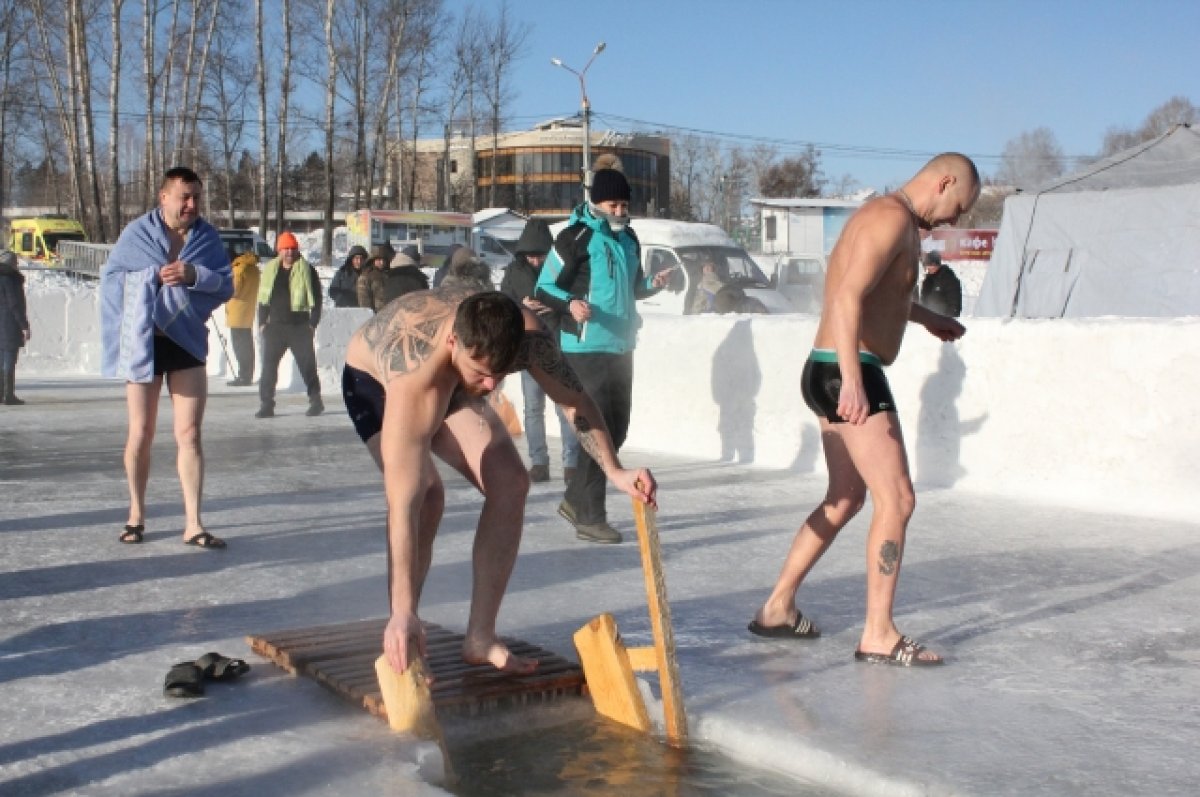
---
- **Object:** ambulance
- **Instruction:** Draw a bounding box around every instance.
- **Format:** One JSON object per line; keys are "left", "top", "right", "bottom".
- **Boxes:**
{"left": 8, "top": 214, "right": 88, "bottom": 263}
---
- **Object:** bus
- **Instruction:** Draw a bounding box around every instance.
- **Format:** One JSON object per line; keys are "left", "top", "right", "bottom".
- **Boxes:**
{"left": 343, "top": 209, "right": 473, "bottom": 270}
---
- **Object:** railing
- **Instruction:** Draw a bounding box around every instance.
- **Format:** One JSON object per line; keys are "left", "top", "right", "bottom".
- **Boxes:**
{"left": 56, "top": 241, "right": 115, "bottom": 280}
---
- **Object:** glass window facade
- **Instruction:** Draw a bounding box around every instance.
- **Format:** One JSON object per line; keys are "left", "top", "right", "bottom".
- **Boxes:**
{"left": 475, "top": 145, "right": 667, "bottom": 216}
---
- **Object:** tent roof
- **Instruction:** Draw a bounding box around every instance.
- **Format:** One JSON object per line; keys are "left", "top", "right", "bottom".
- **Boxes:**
{"left": 1029, "top": 124, "right": 1200, "bottom": 194}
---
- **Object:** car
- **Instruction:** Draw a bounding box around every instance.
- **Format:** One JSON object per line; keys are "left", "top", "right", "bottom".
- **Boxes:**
{"left": 218, "top": 228, "right": 275, "bottom": 262}
{"left": 631, "top": 219, "right": 794, "bottom": 315}
{"left": 768, "top": 254, "right": 826, "bottom": 314}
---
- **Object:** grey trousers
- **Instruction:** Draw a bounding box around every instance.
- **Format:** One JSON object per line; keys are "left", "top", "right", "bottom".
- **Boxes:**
{"left": 259, "top": 323, "right": 321, "bottom": 406}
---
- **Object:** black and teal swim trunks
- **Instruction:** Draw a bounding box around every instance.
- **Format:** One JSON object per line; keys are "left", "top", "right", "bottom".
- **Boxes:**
{"left": 801, "top": 349, "right": 897, "bottom": 423}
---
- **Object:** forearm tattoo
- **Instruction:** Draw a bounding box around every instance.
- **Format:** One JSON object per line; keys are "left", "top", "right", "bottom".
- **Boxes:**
{"left": 516, "top": 331, "right": 585, "bottom": 393}
{"left": 361, "top": 292, "right": 452, "bottom": 378}
{"left": 877, "top": 540, "right": 901, "bottom": 576}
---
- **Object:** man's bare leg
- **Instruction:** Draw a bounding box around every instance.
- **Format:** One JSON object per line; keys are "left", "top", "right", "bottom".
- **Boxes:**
{"left": 124, "top": 378, "right": 163, "bottom": 529}
{"left": 438, "top": 404, "right": 537, "bottom": 674}
{"left": 838, "top": 412, "right": 940, "bottom": 663}
{"left": 755, "top": 421, "right": 866, "bottom": 628}
{"left": 167, "top": 367, "right": 211, "bottom": 541}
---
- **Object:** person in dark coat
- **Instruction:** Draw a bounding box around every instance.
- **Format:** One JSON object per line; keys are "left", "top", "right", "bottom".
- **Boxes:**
{"left": 432, "top": 244, "right": 474, "bottom": 288}
{"left": 0, "top": 250, "right": 31, "bottom": 405}
{"left": 378, "top": 249, "right": 430, "bottom": 306}
{"left": 500, "top": 219, "right": 579, "bottom": 483}
{"left": 918, "top": 251, "right": 962, "bottom": 317}
{"left": 356, "top": 242, "right": 395, "bottom": 312}
{"left": 329, "top": 245, "right": 369, "bottom": 307}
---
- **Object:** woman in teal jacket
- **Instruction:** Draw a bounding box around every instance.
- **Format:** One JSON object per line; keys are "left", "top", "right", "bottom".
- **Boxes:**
{"left": 534, "top": 168, "right": 669, "bottom": 543}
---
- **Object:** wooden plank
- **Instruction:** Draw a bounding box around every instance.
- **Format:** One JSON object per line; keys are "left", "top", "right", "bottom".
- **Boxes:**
{"left": 247, "top": 619, "right": 585, "bottom": 720}
{"left": 632, "top": 498, "right": 689, "bottom": 748}
{"left": 572, "top": 613, "right": 651, "bottom": 732}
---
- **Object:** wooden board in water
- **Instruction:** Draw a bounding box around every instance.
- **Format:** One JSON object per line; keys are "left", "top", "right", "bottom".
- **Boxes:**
{"left": 247, "top": 618, "right": 585, "bottom": 718}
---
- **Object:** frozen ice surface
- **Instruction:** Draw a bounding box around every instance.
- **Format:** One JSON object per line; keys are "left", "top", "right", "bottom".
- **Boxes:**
{"left": 2, "top": 376, "right": 1200, "bottom": 795}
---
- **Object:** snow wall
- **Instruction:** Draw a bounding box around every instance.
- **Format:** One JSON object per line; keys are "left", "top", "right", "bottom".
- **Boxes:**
{"left": 19, "top": 285, "right": 1200, "bottom": 522}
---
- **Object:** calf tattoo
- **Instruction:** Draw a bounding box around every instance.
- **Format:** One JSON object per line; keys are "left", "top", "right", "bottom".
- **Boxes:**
{"left": 878, "top": 540, "right": 901, "bottom": 575}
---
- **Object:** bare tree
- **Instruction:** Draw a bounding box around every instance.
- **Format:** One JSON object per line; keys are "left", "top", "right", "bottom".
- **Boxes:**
{"left": 69, "top": 0, "right": 107, "bottom": 239}
{"left": 996, "top": 127, "right": 1065, "bottom": 190}
{"left": 29, "top": 0, "right": 88, "bottom": 227}
{"left": 478, "top": 1, "right": 527, "bottom": 207}
{"left": 205, "top": 11, "right": 254, "bottom": 227}
{"left": 255, "top": 0, "right": 269, "bottom": 231}
{"left": 438, "top": 8, "right": 479, "bottom": 210}
{"left": 321, "top": 0, "right": 337, "bottom": 262}
{"left": 108, "top": 0, "right": 126, "bottom": 231}
{"left": 141, "top": 0, "right": 158, "bottom": 206}
{"left": 272, "top": 0, "right": 293, "bottom": 234}
{"left": 1100, "top": 95, "right": 1198, "bottom": 158}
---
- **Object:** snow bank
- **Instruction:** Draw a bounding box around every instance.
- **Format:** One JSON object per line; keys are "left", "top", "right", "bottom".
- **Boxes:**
{"left": 18, "top": 281, "right": 1200, "bottom": 521}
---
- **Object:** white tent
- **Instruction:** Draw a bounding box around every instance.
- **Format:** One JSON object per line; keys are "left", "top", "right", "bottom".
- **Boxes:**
{"left": 974, "top": 124, "right": 1200, "bottom": 318}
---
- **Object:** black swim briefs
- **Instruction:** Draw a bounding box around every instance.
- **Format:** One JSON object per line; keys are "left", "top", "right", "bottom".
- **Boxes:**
{"left": 153, "top": 333, "right": 204, "bottom": 375}
{"left": 342, "top": 364, "right": 486, "bottom": 444}
{"left": 800, "top": 349, "right": 897, "bottom": 423}
{"left": 342, "top": 364, "right": 386, "bottom": 442}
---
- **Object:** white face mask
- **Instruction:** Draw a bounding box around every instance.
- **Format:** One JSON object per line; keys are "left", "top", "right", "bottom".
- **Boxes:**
{"left": 590, "top": 203, "right": 628, "bottom": 233}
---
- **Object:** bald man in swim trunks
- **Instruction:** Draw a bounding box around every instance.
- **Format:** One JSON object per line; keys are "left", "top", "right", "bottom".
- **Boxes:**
{"left": 342, "top": 286, "right": 657, "bottom": 677}
{"left": 749, "top": 153, "right": 980, "bottom": 667}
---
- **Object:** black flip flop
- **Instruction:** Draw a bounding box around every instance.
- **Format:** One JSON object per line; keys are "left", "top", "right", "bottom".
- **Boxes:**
{"left": 747, "top": 612, "right": 821, "bottom": 639}
{"left": 195, "top": 652, "right": 250, "bottom": 682}
{"left": 119, "top": 524, "right": 144, "bottom": 544}
{"left": 164, "top": 662, "right": 206, "bottom": 698}
{"left": 184, "top": 531, "right": 226, "bottom": 549}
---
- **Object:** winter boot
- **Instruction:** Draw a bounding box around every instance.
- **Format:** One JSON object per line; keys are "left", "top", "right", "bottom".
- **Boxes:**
{"left": 2, "top": 366, "right": 21, "bottom": 406}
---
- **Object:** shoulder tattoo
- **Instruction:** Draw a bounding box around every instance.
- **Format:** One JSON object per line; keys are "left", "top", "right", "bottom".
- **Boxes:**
{"left": 361, "top": 292, "right": 453, "bottom": 377}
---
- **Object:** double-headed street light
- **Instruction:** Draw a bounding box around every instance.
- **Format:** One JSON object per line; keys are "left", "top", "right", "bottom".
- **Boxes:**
{"left": 551, "top": 41, "right": 606, "bottom": 202}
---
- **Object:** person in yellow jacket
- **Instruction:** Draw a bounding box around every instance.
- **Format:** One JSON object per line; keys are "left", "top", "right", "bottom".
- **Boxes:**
{"left": 255, "top": 231, "right": 324, "bottom": 418}
{"left": 225, "top": 251, "right": 260, "bottom": 385}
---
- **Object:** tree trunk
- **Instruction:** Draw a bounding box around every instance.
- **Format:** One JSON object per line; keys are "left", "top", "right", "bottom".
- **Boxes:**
{"left": 72, "top": 0, "right": 107, "bottom": 240}
{"left": 255, "top": 0, "right": 268, "bottom": 232}
{"left": 109, "top": 0, "right": 126, "bottom": 234}
{"left": 274, "top": 0, "right": 292, "bottom": 236}
{"left": 322, "top": 0, "right": 337, "bottom": 265}
{"left": 142, "top": 0, "right": 157, "bottom": 207}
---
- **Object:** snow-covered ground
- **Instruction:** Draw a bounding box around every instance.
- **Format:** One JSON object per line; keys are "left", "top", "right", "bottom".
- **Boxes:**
{"left": 2, "top": 376, "right": 1199, "bottom": 796}
{"left": 4, "top": 272, "right": 1200, "bottom": 794}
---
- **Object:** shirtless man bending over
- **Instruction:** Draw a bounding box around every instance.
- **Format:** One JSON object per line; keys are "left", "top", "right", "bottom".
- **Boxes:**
{"left": 749, "top": 153, "right": 980, "bottom": 666}
{"left": 343, "top": 286, "right": 658, "bottom": 676}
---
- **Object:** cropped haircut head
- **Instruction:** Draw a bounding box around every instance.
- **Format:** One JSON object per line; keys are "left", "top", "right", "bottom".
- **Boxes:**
{"left": 452, "top": 292, "right": 524, "bottom": 373}
{"left": 161, "top": 166, "right": 203, "bottom": 190}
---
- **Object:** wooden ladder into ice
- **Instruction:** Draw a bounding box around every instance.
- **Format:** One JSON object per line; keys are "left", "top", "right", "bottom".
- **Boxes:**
{"left": 573, "top": 496, "right": 688, "bottom": 748}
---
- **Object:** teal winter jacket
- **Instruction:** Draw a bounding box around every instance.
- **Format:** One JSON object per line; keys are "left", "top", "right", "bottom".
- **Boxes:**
{"left": 534, "top": 204, "right": 659, "bottom": 355}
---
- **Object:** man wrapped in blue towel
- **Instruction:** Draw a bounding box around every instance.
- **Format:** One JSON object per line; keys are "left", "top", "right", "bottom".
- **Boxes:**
{"left": 100, "top": 166, "right": 233, "bottom": 550}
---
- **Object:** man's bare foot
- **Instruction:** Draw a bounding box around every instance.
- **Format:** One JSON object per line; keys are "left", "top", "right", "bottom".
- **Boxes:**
{"left": 462, "top": 637, "right": 538, "bottom": 675}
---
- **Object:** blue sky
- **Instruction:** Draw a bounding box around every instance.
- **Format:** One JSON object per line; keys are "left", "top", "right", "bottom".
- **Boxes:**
{"left": 447, "top": 0, "right": 1198, "bottom": 191}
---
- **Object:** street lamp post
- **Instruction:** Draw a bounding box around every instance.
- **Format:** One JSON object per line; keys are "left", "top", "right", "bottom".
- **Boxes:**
{"left": 551, "top": 42, "right": 605, "bottom": 202}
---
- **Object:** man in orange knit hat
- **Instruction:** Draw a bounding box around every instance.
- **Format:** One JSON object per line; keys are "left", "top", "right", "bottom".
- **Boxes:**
{"left": 255, "top": 231, "right": 324, "bottom": 418}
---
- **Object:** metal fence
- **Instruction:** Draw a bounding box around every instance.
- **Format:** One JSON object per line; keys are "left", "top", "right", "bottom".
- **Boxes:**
{"left": 56, "top": 241, "right": 115, "bottom": 280}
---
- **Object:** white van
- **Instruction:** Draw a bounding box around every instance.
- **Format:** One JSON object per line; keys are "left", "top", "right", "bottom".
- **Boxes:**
{"left": 630, "top": 219, "right": 794, "bottom": 315}
{"left": 544, "top": 217, "right": 793, "bottom": 314}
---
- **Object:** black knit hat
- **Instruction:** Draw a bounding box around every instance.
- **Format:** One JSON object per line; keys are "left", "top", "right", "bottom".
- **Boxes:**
{"left": 590, "top": 168, "right": 630, "bottom": 203}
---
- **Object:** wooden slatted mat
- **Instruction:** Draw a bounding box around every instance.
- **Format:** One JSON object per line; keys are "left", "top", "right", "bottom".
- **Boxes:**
{"left": 247, "top": 618, "right": 585, "bottom": 719}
